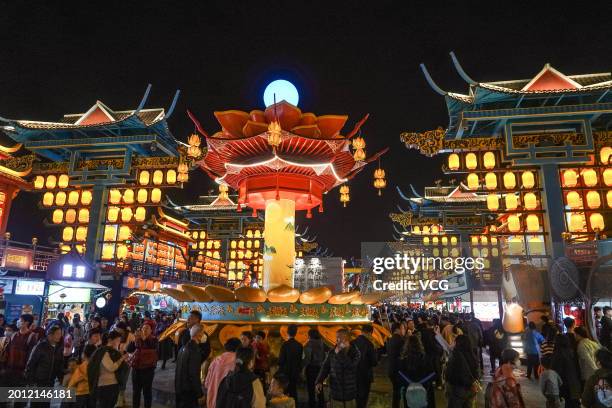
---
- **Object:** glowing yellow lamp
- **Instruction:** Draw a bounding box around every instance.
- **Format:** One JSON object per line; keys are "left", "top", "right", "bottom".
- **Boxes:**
{"left": 107, "top": 207, "right": 120, "bottom": 223}
{"left": 604, "top": 169, "right": 612, "bottom": 187}
{"left": 563, "top": 170, "right": 578, "bottom": 187}
{"left": 485, "top": 173, "right": 497, "bottom": 190}
{"left": 123, "top": 189, "right": 134, "bottom": 204}
{"left": 521, "top": 171, "right": 535, "bottom": 189}
{"left": 505, "top": 194, "right": 519, "bottom": 210}
{"left": 508, "top": 215, "right": 521, "bottom": 232}
{"left": 526, "top": 214, "right": 540, "bottom": 232}
{"left": 166, "top": 169, "right": 177, "bottom": 184}
{"left": 467, "top": 173, "right": 479, "bottom": 189}
{"left": 607, "top": 190, "right": 612, "bottom": 208}
{"left": 483, "top": 152, "right": 495, "bottom": 169}
{"left": 586, "top": 191, "right": 601, "bottom": 209}
{"left": 52, "top": 209, "right": 63, "bottom": 224}
{"left": 45, "top": 175, "right": 57, "bottom": 189}
{"left": 81, "top": 190, "right": 92, "bottom": 205}
{"left": 33, "top": 176, "right": 44, "bottom": 189}
{"left": 58, "top": 174, "right": 69, "bottom": 189}
{"left": 139, "top": 171, "right": 150, "bottom": 185}
{"left": 151, "top": 188, "right": 162, "bottom": 203}
{"left": 569, "top": 213, "right": 585, "bottom": 232}
{"left": 524, "top": 193, "right": 537, "bottom": 210}
{"left": 582, "top": 169, "right": 598, "bottom": 187}
{"left": 153, "top": 170, "right": 164, "bottom": 185}
{"left": 104, "top": 225, "right": 117, "bottom": 242}
{"left": 134, "top": 207, "right": 146, "bottom": 222}
{"left": 62, "top": 227, "right": 74, "bottom": 242}
{"left": 55, "top": 191, "right": 66, "bottom": 206}
{"left": 65, "top": 209, "right": 76, "bottom": 223}
{"left": 448, "top": 153, "right": 460, "bottom": 170}
{"left": 590, "top": 213, "right": 605, "bottom": 231}
{"left": 78, "top": 208, "right": 89, "bottom": 223}
{"left": 503, "top": 172, "right": 516, "bottom": 189}
{"left": 68, "top": 191, "right": 79, "bottom": 206}
{"left": 118, "top": 225, "right": 131, "bottom": 241}
{"left": 465, "top": 153, "right": 477, "bottom": 170}
{"left": 76, "top": 226, "right": 87, "bottom": 241}
{"left": 601, "top": 147, "right": 612, "bottom": 164}
{"left": 566, "top": 191, "right": 582, "bottom": 209}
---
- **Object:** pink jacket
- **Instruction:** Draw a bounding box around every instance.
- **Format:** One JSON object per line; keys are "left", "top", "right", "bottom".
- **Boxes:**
{"left": 205, "top": 351, "right": 236, "bottom": 408}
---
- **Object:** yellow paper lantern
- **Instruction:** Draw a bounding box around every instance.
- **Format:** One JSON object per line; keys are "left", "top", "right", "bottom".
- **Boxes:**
{"left": 601, "top": 147, "right": 612, "bottom": 164}
{"left": 521, "top": 171, "right": 535, "bottom": 189}
{"left": 76, "top": 226, "right": 87, "bottom": 241}
{"left": 134, "top": 207, "right": 146, "bottom": 222}
{"left": 123, "top": 189, "right": 134, "bottom": 204}
{"left": 526, "top": 214, "right": 540, "bottom": 232}
{"left": 101, "top": 244, "right": 114, "bottom": 260}
{"left": 590, "top": 213, "right": 605, "bottom": 231}
{"left": 137, "top": 189, "right": 148, "bottom": 204}
{"left": 52, "top": 209, "right": 63, "bottom": 224}
{"left": 121, "top": 208, "right": 133, "bottom": 222}
{"left": 109, "top": 189, "right": 121, "bottom": 204}
{"left": 448, "top": 153, "right": 460, "bottom": 170}
{"left": 467, "top": 173, "right": 479, "bottom": 190}
{"left": 483, "top": 152, "right": 496, "bottom": 169}
{"left": 604, "top": 169, "right": 612, "bottom": 187}
{"left": 55, "top": 191, "right": 66, "bottom": 206}
{"left": 116, "top": 244, "right": 128, "bottom": 260}
{"left": 508, "top": 215, "right": 521, "bottom": 232}
{"left": 104, "top": 225, "right": 117, "bottom": 242}
{"left": 607, "top": 190, "right": 612, "bottom": 208}
{"left": 582, "top": 169, "right": 598, "bottom": 187}
{"left": 431, "top": 225, "right": 440, "bottom": 234}
{"left": 166, "top": 169, "right": 177, "bottom": 184}
{"left": 432, "top": 237, "right": 439, "bottom": 245}
{"left": 151, "top": 188, "right": 162, "bottom": 203}
{"left": 485, "top": 172, "right": 497, "bottom": 190}
{"left": 563, "top": 170, "right": 578, "bottom": 187}
{"left": 33, "top": 176, "right": 44, "bottom": 189}
{"left": 58, "top": 174, "right": 69, "bottom": 189}
{"left": 566, "top": 191, "right": 582, "bottom": 209}
{"left": 107, "top": 207, "right": 120, "bottom": 222}
{"left": 465, "top": 153, "right": 478, "bottom": 170}
{"left": 503, "top": 172, "right": 516, "bottom": 189}
{"left": 586, "top": 191, "right": 601, "bottom": 209}
{"left": 42, "top": 192, "right": 54, "bottom": 206}
{"left": 45, "top": 175, "right": 57, "bottom": 189}
{"left": 471, "top": 236, "right": 479, "bottom": 245}
{"left": 441, "top": 236, "right": 448, "bottom": 245}
{"left": 569, "top": 213, "right": 585, "bottom": 232}
{"left": 81, "top": 190, "right": 92, "bottom": 205}
{"left": 139, "top": 171, "right": 150, "bottom": 185}
{"left": 65, "top": 209, "right": 76, "bottom": 223}
{"left": 68, "top": 191, "right": 79, "bottom": 206}
{"left": 153, "top": 170, "right": 164, "bottom": 185}
{"left": 524, "top": 193, "right": 537, "bottom": 210}
{"left": 450, "top": 236, "right": 458, "bottom": 245}
{"left": 62, "top": 227, "right": 74, "bottom": 241}
{"left": 505, "top": 194, "right": 519, "bottom": 210}
{"left": 423, "top": 237, "right": 430, "bottom": 246}
{"left": 118, "top": 225, "right": 131, "bottom": 241}
{"left": 78, "top": 208, "right": 89, "bottom": 223}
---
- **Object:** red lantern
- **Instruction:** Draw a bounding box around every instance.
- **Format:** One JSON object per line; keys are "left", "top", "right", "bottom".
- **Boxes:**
{"left": 126, "top": 276, "right": 136, "bottom": 289}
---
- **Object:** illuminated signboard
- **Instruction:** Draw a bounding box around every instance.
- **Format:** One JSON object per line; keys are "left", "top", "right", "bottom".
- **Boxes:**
{"left": 48, "top": 285, "right": 91, "bottom": 303}
{"left": 0, "top": 279, "right": 15, "bottom": 294}
{"left": 15, "top": 280, "right": 45, "bottom": 296}
{"left": 2, "top": 248, "right": 33, "bottom": 270}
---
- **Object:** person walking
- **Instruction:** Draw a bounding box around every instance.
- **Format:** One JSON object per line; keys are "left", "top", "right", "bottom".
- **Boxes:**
{"left": 128, "top": 322, "right": 158, "bottom": 408}
{"left": 24, "top": 325, "right": 64, "bottom": 407}
{"left": 70, "top": 314, "right": 85, "bottom": 358}
{"left": 484, "top": 318, "right": 507, "bottom": 374}
{"left": 87, "top": 330, "right": 130, "bottom": 408}
{"left": 387, "top": 322, "right": 406, "bottom": 408}
{"left": 302, "top": 329, "right": 327, "bottom": 408}
{"left": 278, "top": 324, "right": 303, "bottom": 404}
{"left": 315, "top": 328, "right": 361, "bottom": 407}
{"left": 215, "top": 346, "right": 266, "bottom": 408}
{"left": 575, "top": 326, "right": 602, "bottom": 384}
{"left": 178, "top": 310, "right": 202, "bottom": 348}
{"left": 539, "top": 357, "right": 562, "bottom": 408}
{"left": 351, "top": 325, "right": 377, "bottom": 408}
{"left": 5, "top": 314, "right": 38, "bottom": 396}
{"left": 175, "top": 324, "right": 204, "bottom": 408}
{"left": 204, "top": 337, "right": 241, "bottom": 408}
{"left": 523, "top": 321, "right": 544, "bottom": 380}
{"left": 399, "top": 334, "right": 436, "bottom": 408}
{"left": 446, "top": 335, "right": 480, "bottom": 408}
{"left": 600, "top": 306, "right": 612, "bottom": 350}
{"left": 581, "top": 348, "right": 612, "bottom": 408}
{"left": 253, "top": 330, "right": 270, "bottom": 386}
{"left": 488, "top": 348, "right": 526, "bottom": 408}
{"left": 551, "top": 334, "right": 582, "bottom": 408}
{"left": 68, "top": 344, "right": 97, "bottom": 408}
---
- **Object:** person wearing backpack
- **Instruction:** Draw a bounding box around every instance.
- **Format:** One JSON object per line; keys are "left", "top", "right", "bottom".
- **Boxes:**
{"left": 399, "top": 334, "right": 435, "bottom": 408}
{"left": 351, "top": 324, "right": 378, "bottom": 408}
{"left": 215, "top": 346, "right": 266, "bottom": 408}
{"left": 582, "top": 348, "right": 612, "bottom": 408}
{"left": 302, "top": 329, "right": 327, "bottom": 408}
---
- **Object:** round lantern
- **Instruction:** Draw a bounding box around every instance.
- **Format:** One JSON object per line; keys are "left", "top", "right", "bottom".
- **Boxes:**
{"left": 107, "top": 207, "right": 119, "bottom": 222}
{"left": 423, "top": 237, "right": 430, "bottom": 246}
{"left": 503, "top": 172, "right": 516, "bottom": 189}
{"left": 569, "top": 213, "right": 586, "bottom": 232}
{"left": 166, "top": 169, "right": 177, "bottom": 184}
{"left": 566, "top": 191, "right": 582, "bottom": 209}
{"left": 151, "top": 188, "right": 162, "bottom": 203}
{"left": 563, "top": 170, "right": 578, "bottom": 187}
{"left": 52, "top": 209, "right": 63, "bottom": 224}
{"left": 483, "top": 152, "right": 496, "bottom": 169}
{"left": 604, "top": 169, "right": 612, "bottom": 187}
{"left": 582, "top": 169, "right": 598, "bottom": 187}
{"left": 521, "top": 171, "right": 535, "bottom": 189}
{"left": 508, "top": 215, "right": 521, "bottom": 232}
{"left": 45, "top": 175, "right": 57, "bottom": 189}
{"left": 55, "top": 191, "right": 66, "bottom": 206}
{"left": 505, "top": 194, "right": 519, "bottom": 210}
{"left": 431, "top": 225, "right": 439, "bottom": 234}
{"left": 441, "top": 236, "right": 448, "bottom": 245}
{"left": 43, "top": 192, "right": 54, "bottom": 207}
{"left": 450, "top": 236, "right": 458, "bottom": 245}
{"left": 109, "top": 189, "right": 122, "bottom": 204}
{"left": 465, "top": 153, "right": 478, "bottom": 170}
{"left": 432, "top": 237, "right": 439, "bottom": 245}
{"left": 524, "top": 193, "right": 537, "bottom": 210}
{"left": 123, "top": 189, "right": 135, "bottom": 204}
{"left": 153, "top": 170, "right": 164, "bottom": 185}
{"left": 590, "top": 213, "right": 605, "bottom": 231}
{"left": 58, "top": 174, "right": 70, "bottom": 189}
{"left": 134, "top": 207, "right": 146, "bottom": 222}
{"left": 471, "top": 236, "right": 479, "bottom": 245}
{"left": 116, "top": 244, "right": 128, "bottom": 260}
{"left": 137, "top": 189, "right": 148, "bottom": 204}
{"left": 78, "top": 208, "right": 89, "bottom": 223}
{"left": 65, "top": 209, "right": 76, "bottom": 223}
{"left": 101, "top": 244, "right": 114, "bottom": 260}
{"left": 33, "top": 176, "right": 44, "bottom": 189}
{"left": 607, "top": 190, "right": 612, "bottom": 208}
{"left": 76, "top": 226, "right": 87, "bottom": 242}
{"left": 118, "top": 225, "right": 131, "bottom": 241}
{"left": 104, "top": 225, "right": 117, "bottom": 242}
{"left": 139, "top": 171, "right": 150, "bottom": 185}
{"left": 121, "top": 207, "right": 133, "bottom": 222}
{"left": 62, "top": 227, "right": 74, "bottom": 241}
{"left": 467, "top": 173, "right": 479, "bottom": 189}
{"left": 485, "top": 173, "right": 497, "bottom": 190}
{"left": 68, "top": 191, "right": 79, "bottom": 206}
{"left": 601, "top": 147, "right": 611, "bottom": 164}
{"left": 526, "top": 214, "right": 540, "bottom": 232}
{"left": 448, "top": 154, "right": 460, "bottom": 170}
{"left": 586, "top": 191, "right": 601, "bottom": 209}
{"left": 81, "top": 190, "right": 92, "bottom": 205}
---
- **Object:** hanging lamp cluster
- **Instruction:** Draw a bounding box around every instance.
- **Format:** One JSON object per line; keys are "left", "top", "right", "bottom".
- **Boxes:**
{"left": 339, "top": 185, "right": 350, "bottom": 207}
{"left": 352, "top": 136, "right": 366, "bottom": 161}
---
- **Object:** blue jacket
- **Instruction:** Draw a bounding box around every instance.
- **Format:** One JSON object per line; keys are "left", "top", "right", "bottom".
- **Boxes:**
{"left": 524, "top": 328, "right": 544, "bottom": 355}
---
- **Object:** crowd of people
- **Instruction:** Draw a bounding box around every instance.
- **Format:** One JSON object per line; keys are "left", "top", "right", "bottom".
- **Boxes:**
{"left": 0, "top": 304, "right": 610, "bottom": 407}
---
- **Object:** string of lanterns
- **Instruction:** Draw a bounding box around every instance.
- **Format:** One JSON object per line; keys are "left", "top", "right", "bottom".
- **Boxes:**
{"left": 339, "top": 185, "right": 350, "bottom": 207}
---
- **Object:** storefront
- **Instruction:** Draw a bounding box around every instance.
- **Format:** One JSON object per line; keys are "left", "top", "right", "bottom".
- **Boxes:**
{"left": 0, "top": 277, "right": 46, "bottom": 324}
{"left": 45, "top": 280, "right": 109, "bottom": 321}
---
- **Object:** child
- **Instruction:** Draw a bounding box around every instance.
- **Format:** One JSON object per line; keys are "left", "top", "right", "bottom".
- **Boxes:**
{"left": 540, "top": 356, "right": 563, "bottom": 408}
{"left": 61, "top": 358, "right": 79, "bottom": 407}
{"left": 268, "top": 372, "right": 296, "bottom": 408}
{"left": 68, "top": 344, "right": 97, "bottom": 408}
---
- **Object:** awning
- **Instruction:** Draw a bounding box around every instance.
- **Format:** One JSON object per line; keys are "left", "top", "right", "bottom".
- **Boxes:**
{"left": 50, "top": 280, "right": 109, "bottom": 290}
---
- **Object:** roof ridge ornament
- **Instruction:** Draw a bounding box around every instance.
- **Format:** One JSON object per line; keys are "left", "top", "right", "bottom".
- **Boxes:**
{"left": 449, "top": 51, "right": 478, "bottom": 85}
{"left": 420, "top": 63, "right": 447, "bottom": 96}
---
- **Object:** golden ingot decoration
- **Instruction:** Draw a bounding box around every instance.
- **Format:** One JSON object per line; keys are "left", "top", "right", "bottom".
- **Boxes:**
{"left": 299, "top": 286, "right": 332, "bottom": 304}
{"left": 267, "top": 284, "right": 300, "bottom": 303}
{"left": 234, "top": 286, "right": 267, "bottom": 302}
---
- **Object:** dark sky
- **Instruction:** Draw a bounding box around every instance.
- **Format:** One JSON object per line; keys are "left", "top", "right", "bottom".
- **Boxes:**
{"left": 1, "top": 1, "right": 610, "bottom": 257}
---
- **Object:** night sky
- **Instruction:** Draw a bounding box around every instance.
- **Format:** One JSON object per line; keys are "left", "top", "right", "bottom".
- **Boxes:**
{"left": 0, "top": 1, "right": 610, "bottom": 257}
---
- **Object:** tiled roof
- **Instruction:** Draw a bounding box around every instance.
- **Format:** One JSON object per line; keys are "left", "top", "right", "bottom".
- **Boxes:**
{"left": 16, "top": 108, "right": 165, "bottom": 130}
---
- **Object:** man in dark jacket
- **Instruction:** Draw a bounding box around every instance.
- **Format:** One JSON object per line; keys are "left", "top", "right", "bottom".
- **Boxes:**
{"left": 316, "top": 328, "right": 361, "bottom": 406}
{"left": 600, "top": 306, "right": 612, "bottom": 350}
{"left": 175, "top": 324, "right": 204, "bottom": 408}
{"left": 351, "top": 325, "right": 377, "bottom": 408}
{"left": 25, "top": 325, "right": 64, "bottom": 404}
{"left": 387, "top": 322, "right": 405, "bottom": 408}
{"left": 178, "top": 310, "right": 202, "bottom": 348}
{"left": 278, "top": 324, "right": 303, "bottom": 404}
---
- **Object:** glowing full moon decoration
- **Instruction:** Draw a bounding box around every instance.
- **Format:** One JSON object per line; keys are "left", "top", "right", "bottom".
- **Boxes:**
{"left": 263, "top": 79, "right": 299, "bottom": 107}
